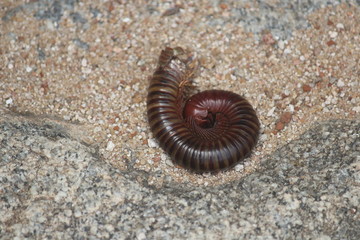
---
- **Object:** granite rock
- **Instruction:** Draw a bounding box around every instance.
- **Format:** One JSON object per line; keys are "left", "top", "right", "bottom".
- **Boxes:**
{"left": 1, "top": 113, "right": 359, "bottom": 239}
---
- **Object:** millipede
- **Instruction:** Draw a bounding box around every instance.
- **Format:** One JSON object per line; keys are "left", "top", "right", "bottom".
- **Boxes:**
{"left": 147, "top": 47, "right": 260, "bottom": 172}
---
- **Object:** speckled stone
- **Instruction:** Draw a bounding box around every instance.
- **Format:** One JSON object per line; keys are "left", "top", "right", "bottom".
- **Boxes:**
{"left": 204, "top": 0, "right": 359, "bottom": 39}
{"left": 0, "top": 113, "right": 359, "bottom": 239}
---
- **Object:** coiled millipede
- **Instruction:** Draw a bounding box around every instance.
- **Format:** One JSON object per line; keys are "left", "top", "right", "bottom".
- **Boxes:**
{"left": 147, "top": 47, "right": 260, "bottom": 172}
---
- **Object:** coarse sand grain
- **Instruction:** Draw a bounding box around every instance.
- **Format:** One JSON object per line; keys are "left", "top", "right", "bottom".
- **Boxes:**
{"left": 1, "top": 2, "right": 359, "bottom": 186}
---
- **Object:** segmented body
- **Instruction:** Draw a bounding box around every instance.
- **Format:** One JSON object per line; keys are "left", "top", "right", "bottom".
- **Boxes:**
{"left": 147, "top": 47, "right": 260, "bottom": 172}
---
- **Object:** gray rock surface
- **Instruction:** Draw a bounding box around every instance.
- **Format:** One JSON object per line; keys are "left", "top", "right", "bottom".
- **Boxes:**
{"left": 207, "top": 0, "right": 359, "bottom": 39}
{"left": 3, "top": 0, "right": 358, "bottom": 40}
{"left": 1, "top": 113, "right": 359, "bottom": 239}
